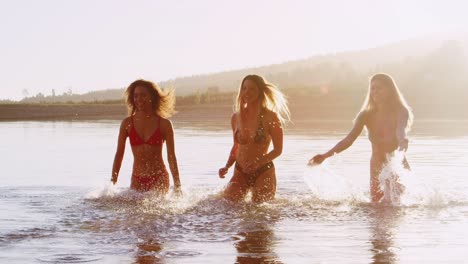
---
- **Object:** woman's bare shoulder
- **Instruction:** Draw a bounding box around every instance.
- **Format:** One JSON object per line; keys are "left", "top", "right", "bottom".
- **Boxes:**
{"left": 121, "top": 116, "right": 132, "bottom": 128}
{"left": 263, "top": 109, "right": 280, "bottom": 122}
{"left": 354, "top": 111, "right": 369, "bottom": 124}
{"left": 156, "top": 117, "right": 173, "bottom": 138}
{"left": 159, "top": 116, "right": 173, "bottom": 128}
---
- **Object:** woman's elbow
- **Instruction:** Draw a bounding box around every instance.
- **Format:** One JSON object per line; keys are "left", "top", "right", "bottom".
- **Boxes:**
{"left": 168, "top": 152, "right": 178, "bottom": 161}
{"left": 273, "top": 147, "right": 283, "bottom": 157}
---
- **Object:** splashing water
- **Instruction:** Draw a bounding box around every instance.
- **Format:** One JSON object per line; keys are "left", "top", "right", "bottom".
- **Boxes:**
{"left": 84, "top": 183, "right": 228, "bottom": 217}
{"left": 378, "top": 151, "right": 409, "bottom": 206}
{"left": 304, "top": 155, "right": 366, "bottom": 203}
{"left": 304, "top": 150, "right": 460, "bottom": 208}
{"left": 386, "top": 151, "right": 454, "bottom": 208}
{"left": 85, "top": 182, "right": 120, "bottom": 199}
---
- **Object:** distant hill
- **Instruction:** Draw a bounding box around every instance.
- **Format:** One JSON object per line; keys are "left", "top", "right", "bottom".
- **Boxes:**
{"left": 19, "top": 34, "right": 468, "bottom": 119}
{"left": 162, "top": 35, "right": 463, "bottom": 96}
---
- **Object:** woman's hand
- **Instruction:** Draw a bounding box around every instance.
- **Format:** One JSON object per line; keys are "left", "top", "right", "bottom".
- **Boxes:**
{"left": 173, "top": 185, "right": 183, "bottom": 197}
{"left": 111, "top": 174, "right": 118, "bottom": 185}
{"left": 308, "top": 154, "right": 326, "bottom": 165}
{"left": 219, "top": 166, "right": 229, "bottom": 178}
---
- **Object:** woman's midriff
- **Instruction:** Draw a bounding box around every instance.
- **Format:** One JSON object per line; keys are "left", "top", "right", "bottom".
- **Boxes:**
{"left": 235, "top": 143, "right": 270, "bottom": 168}
{"left": 371, "top": 141, "right": 398, "bottom": 156}
{"left": 130, "top": 149, "right": 169, "bottom": 192}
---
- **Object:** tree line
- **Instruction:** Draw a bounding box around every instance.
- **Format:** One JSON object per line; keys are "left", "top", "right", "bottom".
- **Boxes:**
{"left": 14, "top": 39, "right": 468, "bottom": 119}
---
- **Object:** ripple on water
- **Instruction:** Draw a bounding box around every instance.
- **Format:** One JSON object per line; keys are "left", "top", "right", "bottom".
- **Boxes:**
{"left": 37, "top": 253, "right": 102, "bottom": 263}
{"left": 0, "top": 227, "right": 55, "bottom": 245}
{"left": 162, "top": 250, "right": 204, "bottom": 258}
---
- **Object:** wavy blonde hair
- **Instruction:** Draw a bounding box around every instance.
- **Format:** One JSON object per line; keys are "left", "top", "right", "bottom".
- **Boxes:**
{"left": 125, "top": 79, "right": 176, "bottom": 118}
{"left": 235, "top": 74, "right": 290, "bottom": 124}
{"left": 359, "top": 73, "right": 413, "bottom": 131}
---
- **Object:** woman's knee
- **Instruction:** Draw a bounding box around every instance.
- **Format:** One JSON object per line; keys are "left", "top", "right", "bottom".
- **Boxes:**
{"left": 224, "top": 182, "right": 247, "bottom": 200}
{"left": 252, "top": 189, "right": 275, "bottom": 203}
{"left": 252, "top": 176, "right": 276, "bottom": 202}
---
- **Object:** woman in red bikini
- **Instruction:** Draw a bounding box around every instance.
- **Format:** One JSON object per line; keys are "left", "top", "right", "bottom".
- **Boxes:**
{"left": 218, "top": 75, "right": 290, "bottom": 203}
{"left": 309, "top": 73, "right": 413, "bottom": 202}
{"left": 111, "top": 79, "right": 181, "bottom": 194}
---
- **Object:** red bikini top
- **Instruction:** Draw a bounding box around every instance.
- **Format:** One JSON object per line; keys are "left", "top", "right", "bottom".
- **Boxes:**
{"left": 129, "top": 116, "right": 164, "bottom": 146}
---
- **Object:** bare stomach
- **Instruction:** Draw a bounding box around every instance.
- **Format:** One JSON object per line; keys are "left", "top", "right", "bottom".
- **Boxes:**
{"left": 371, "top": 141, "right": 398, "bottom": 157}
{"left": 236, "top": 144, "right": 270, "bottom": 167}
{"left": 132, "top": 158, "right": 167, "bottom": 177}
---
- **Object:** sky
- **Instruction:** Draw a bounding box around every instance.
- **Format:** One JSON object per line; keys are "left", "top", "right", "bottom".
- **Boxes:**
{"left": 0, "top": 0, "right": 466, "bottom": 100}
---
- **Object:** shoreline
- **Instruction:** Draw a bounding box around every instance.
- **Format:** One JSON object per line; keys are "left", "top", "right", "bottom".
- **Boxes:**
{"left": 0, "top": 103, "right": 364, "bottom": 121}
{"left": 2, "top": 104, "right": 468, "bottom": 137}
{"left": 2, "top": 104, "right": 468, "bottom": 136}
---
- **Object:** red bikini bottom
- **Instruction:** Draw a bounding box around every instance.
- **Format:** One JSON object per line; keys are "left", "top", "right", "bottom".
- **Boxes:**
{"left": 130, "top": 169, "right": 169, "bottom": 192}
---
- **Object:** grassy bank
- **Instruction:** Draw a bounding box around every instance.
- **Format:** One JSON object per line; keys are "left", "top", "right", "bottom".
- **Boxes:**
{"left": 0, "top": 103, "right": 235, "bottom": 122}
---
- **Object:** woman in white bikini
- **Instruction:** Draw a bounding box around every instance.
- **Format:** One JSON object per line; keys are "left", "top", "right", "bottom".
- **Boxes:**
{"left": 310, "top": 73, "right": 413, "bottom": 202}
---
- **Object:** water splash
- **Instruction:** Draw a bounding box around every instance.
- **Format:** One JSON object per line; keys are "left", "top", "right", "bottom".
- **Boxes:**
{"left": 84, "top": 184, "right": 227, "bottom": 217}
{"left": 85, "top": 183, "right": 120, "bottom": 199}
{"left": 378, "top": 151, "right": 408, "bottom": 206}
{"left": 304, "top": 155, "right": 365, "bottom": 203}
{"left": 379, "top": 151, "right": 455, "bottom": 208}
{"left": 303, "top": 151, "right": 465, "bottom": 208}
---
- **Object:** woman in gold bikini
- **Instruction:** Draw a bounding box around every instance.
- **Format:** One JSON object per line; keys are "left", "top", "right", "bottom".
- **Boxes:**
{"left": 218, "top": 74, "right": 290, "bottom": 203}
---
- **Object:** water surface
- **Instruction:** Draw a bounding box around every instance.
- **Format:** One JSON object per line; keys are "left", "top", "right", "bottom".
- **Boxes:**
{"left": 1, "top": 120, "right": 467, "bottom": 263}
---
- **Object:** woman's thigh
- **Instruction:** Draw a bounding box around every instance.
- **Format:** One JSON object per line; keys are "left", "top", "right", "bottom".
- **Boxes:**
{"left": 223, "top": 169, "right": 249, "bottom": 202}
{"left": 370, "top": 159, "right": 384, "bottom": 202}
{"left": 252, "top": 169, "right": 276, "bottom": 203}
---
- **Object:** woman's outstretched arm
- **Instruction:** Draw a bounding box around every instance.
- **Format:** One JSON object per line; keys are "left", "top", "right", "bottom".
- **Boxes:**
{"left": 310, "top": 112, "right": 366, "bottom": 164}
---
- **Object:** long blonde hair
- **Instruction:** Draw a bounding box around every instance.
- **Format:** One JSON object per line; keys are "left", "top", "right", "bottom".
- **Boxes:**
{"left": 359, "top": 73, "right": 413, "bottom": 131}
{"left": 235, "top": 74, "right": 290, "bottom": 124}
{"left": 125, "top": 79, "right": 176, "bottom": 118}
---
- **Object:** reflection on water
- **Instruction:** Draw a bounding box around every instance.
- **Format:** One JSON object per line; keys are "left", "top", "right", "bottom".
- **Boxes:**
{"left": 81, "top": 191, "right": 284, "bottom": 264}
{"left": 235, "top": 226, "right": 279, "bottom": 264}
{"left": 0, "top": 121, "right": 467, "bottom": 263}
{"left": 135, "top": 237, "right": 165, "bottom": 264}
{"left": 368, "top": 206, "right": 403, "bottom": 264}
{"left": 233, "top": 208, "right": 282, "bottom": 264}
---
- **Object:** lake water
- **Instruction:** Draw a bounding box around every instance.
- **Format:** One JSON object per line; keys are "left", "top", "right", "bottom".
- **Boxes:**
{"left": 1, "top": 120, "right": 467, "bottom": 263}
